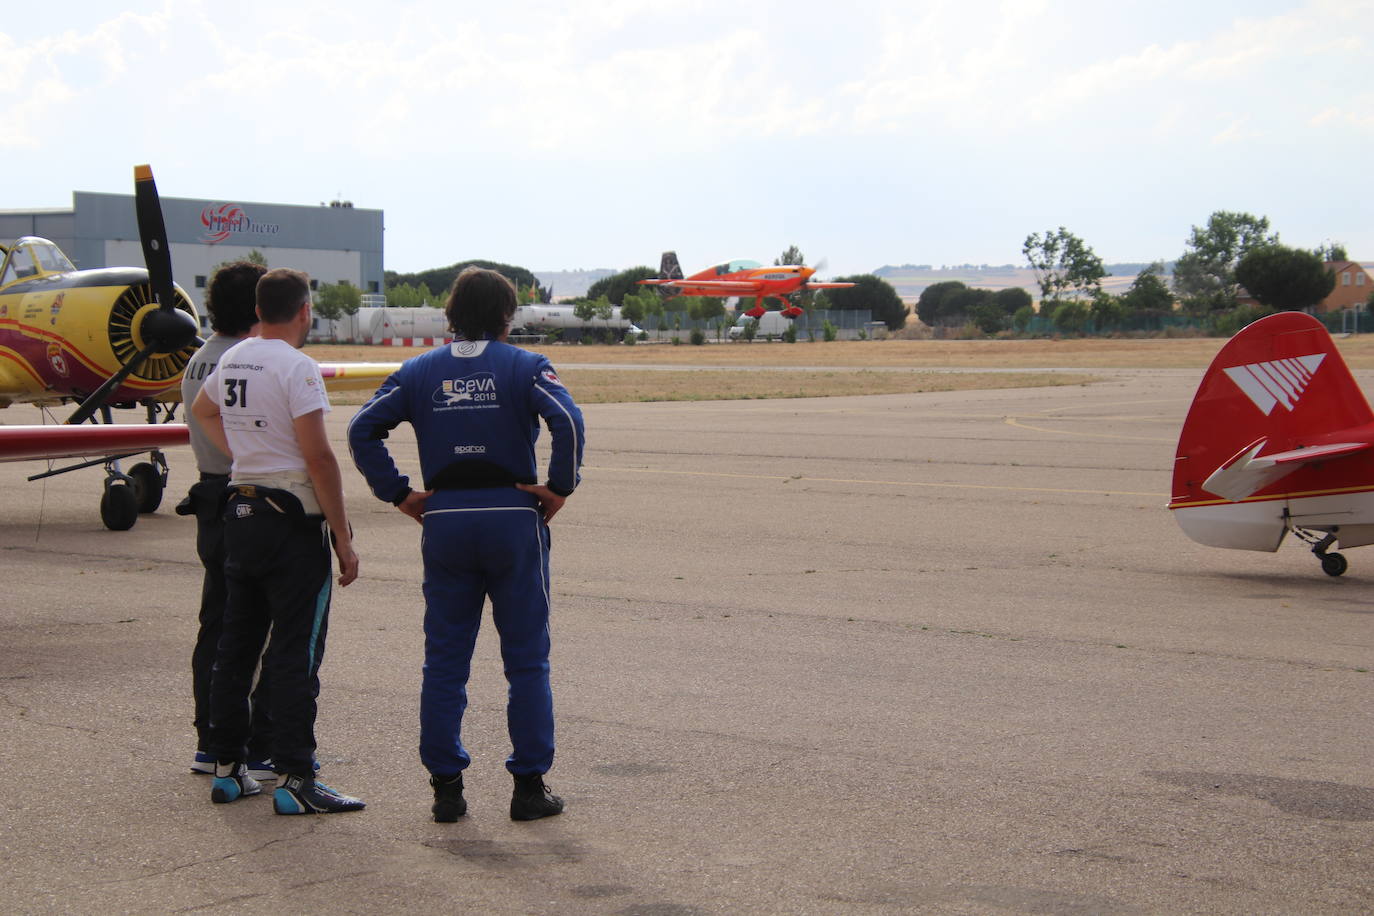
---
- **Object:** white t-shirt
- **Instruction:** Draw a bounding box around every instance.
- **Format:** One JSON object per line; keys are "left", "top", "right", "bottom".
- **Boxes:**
{"left": 203, "top": 337, "right": 330, "bottom": 478}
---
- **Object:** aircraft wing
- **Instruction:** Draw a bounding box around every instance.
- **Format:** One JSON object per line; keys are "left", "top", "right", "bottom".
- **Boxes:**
{"left": 638, "top": 279, "right": 762, "bottom": 293}
{"left": 805, "top": 282, "right": 856, "bottom": 289}
{"left": 317, "top": 362, "right": 401, "bottom": 392}
{"left": 1202, "top": 437, "right": 1374, "bottom": 502}
{"left": 0, "top": 424, "right": 189, "bottom": 463}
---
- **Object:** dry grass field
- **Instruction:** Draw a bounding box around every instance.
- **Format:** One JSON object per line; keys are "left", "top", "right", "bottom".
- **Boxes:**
{"left": 309, "top": 334, "right": 1374, "bottom": 404}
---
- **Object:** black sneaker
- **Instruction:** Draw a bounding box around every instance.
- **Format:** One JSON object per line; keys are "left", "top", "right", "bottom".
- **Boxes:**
{"left": 430, "top": 773, "right": 467, "bottom": 822}
{"left": 210, "top": 762, "right": 262, "bottom": 804}
{"left": 273, "top": 775, "right": 365, "bottom": 815}
{"left": 510, "top": 773, "right": 563, "bottom": 821}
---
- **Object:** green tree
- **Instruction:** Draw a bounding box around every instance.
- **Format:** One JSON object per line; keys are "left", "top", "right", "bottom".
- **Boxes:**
{"left": 387, "top": 260, "right": 547, "bottom": 303}
{"left": 573, "top": 296, "right": 611, "bottom": 324}
{"left": 994, "top": 287, "right": 1033, "bottom": 317}
{"left": 314, "top": 280, "right": 362, "bottom": 320}
{"left": 1012, "top": 304, "right": 1035, "bottom": 332}
{"left": 1235, "top": 245, "right": 1336, "bottom": 312}
{"left": 825, "top": 275, "right": 906, "bottom": 330}
{"left": 1089, "top": 291, "right": 1127, "bottom": 329}
{"left": 1315, "top": 242, "right": 1348, "bottom": 263}
{"left": 619, "top": 294, "right": 647, "bottom": 326}
{"left": 1120, "top": 262, "right": 1174, "bottom": 313}
{"left": 387, "top": 282, "right": 423, "bottom": 308}
{"left": 586, "top": 266, "right": 658, "bottom": 305}
{"left": 943, "top": 287, "right": 998, "bottom": 333}
{"left": 1050, "top": 301, "right": 1089, "bottom": 334}
{"left": 775, "top": 245, "right": 805, "bottom": 266}
{"left": 1172, "top": 211, "right": 1278, "bottom": 311}
{"left": 1022, "top": 227, "right": 1105, "bottom": 305}
{"left": 916, "top": 280, "right": 969, "bottom": 326}
{"left": 211, "top": 249, "right": 268, "bottom": 276}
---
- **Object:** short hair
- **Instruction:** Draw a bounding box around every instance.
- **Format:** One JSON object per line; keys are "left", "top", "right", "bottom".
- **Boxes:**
{"left": 256, "top": 268, "right": 311, "bottom": 324}
{"left": 205, "top": 261, "right": 266, "bottom": 335}
{"left": 445, "top": 267, "right": 517, "bottom": 340}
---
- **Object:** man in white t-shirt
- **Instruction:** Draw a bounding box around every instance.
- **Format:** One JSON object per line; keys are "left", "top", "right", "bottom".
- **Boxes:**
{"left": 191, "top": 268, "right": 363, "bottom": 815}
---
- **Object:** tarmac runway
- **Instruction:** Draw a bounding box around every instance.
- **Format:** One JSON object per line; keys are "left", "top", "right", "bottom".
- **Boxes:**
{"left": 3, "top": 368, "right": 1373, "bottom": 915}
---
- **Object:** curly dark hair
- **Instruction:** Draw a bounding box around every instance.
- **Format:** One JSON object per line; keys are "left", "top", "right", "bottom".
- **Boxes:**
{"left": 205, "top": 261, "right": 267, "bottom": 335}
{"left": 445, "top": 267, "right": 517, "bottom": 341}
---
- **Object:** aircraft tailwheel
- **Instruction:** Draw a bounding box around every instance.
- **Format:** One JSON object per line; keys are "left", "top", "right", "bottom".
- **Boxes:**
{"left": 1320, "top": 552, "right": 1348, "bottom": 577}
{"left": 129, "top": 461, "right": 164, "bottom": 514}
{"left": 101, "top": 481, "right": 140, "bottom": 531}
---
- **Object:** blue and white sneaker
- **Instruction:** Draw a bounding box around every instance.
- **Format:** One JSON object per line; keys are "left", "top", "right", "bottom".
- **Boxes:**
{"left": 247, "top": 758, "right": 320, "bottom": 782}
{"left": 210, "top": 762, "right": 262, "bottom": 804}
{"left": 246, "top": 759, "right": 278, "bottom": 782}
{"left": 191, "top": 750, "right": 216, "bottom": 775}
{"left": 273, "top": 775, "right": 365, "bottom": 815}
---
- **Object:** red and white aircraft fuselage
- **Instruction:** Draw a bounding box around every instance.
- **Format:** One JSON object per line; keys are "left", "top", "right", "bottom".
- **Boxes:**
{"left": 1170, "top": 311, "right": 1374, "bottom": 575}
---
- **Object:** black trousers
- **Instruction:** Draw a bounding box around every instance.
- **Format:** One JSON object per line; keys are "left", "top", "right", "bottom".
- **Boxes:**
{"left": 208, "top": 492, "right": 332, "bottom": 777}
{"left": 189, "top": 476, "right": 270, "bottom": 756}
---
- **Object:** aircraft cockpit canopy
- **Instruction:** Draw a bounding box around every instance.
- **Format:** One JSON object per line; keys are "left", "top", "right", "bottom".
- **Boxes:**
{"left": 1, "top": 237, "right": 74, "bottom": 287}
{"left": 714, "top": 258, "right": 762, "bottom": 275}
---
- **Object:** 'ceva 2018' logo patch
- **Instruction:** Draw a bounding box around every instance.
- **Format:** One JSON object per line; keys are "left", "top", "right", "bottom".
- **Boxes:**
{"left": 433, "top": 373, "right": 499, "bottom": 411}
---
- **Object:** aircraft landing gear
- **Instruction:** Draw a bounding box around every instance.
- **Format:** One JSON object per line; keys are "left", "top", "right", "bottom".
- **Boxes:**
{"left": 100, "top": 475, "right": 139, "bottom": 531}
{"left": 1284, "top": 513, "right": 1348, "bottom": 576}
{"left": 128, "top": 457, "right": 167, "bottom": 514}
{"left": 1320, "top": 552, "right": 1349, "bottom": 577}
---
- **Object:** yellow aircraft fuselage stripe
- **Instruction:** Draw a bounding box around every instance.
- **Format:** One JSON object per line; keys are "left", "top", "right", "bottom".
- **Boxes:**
{"left": 1170, "top": 482, "right": 1374, "bottom": 509}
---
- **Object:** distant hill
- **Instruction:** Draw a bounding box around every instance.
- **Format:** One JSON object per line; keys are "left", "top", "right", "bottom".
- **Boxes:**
{"left": 872, "top": 263, "right": 1174, "bottom": 300}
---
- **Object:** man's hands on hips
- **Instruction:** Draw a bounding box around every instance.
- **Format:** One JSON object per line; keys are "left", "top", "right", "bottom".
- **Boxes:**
{"left": 398, "top": 489, "right": 431, "bottom": 524}
{"left": 516, "top": 483, "right": 566, "bottom": 522}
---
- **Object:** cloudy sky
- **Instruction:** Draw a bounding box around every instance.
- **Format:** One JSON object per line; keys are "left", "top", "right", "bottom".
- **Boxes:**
{"left": 3, "top": 0, "right": 1369, "bottom": 277}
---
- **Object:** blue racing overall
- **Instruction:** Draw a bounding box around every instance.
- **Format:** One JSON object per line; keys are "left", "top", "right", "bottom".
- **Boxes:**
{"left": 347, "top": 338, "right": 583, "bottom": 777}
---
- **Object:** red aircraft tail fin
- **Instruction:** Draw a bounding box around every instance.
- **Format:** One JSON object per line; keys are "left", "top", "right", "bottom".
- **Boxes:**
{"left": 1171, "top": 311, "right": 1374, "bottom": 509}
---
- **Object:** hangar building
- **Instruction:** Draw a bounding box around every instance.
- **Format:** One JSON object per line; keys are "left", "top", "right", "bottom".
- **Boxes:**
{"left": 0, "top": 192, "right": 384, "bottom": 323}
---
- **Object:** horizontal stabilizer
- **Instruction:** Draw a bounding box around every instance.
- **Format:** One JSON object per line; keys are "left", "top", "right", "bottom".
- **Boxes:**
{"left": 1203, "top": 437, "right": 1374, "bottom": 502}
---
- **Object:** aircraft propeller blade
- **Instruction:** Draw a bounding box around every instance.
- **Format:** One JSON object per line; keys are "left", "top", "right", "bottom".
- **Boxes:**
{"left": 65, "top": 165, "right": 199, "bottom": 426}
{"left": 133, "top": 165, "right": 198, "bottom": 353}
{"left": 65, "top": 341, "right": 162, "bottom": 426}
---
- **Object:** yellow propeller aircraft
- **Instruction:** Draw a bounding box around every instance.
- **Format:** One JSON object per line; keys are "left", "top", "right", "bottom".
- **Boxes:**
{"left": 0, "top": 166, "right": 396, "bottom": 530}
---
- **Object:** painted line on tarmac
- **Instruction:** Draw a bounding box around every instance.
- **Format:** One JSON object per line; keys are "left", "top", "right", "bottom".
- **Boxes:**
{"left": 1003, "top": 416, "right": 1175, "bottom": 443}
{"left": 584, "top": 464, "right": 1163, "bottom": 498}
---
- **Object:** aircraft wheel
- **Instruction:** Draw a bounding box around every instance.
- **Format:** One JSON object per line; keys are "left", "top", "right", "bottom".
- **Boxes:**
{"left": 129, "top": 461, "right": 164, "bottom": 513}
{"left": 1321, "top": 553, "right": 1348, "bottom": 577}
{"left": 100, "top": 483, "right": 140, "bottom": 531}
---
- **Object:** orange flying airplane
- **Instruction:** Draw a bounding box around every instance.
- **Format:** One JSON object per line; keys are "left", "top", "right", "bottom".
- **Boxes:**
{"left": 637, "top": 251, "right": 854, "bottom": 318}
{"left": 0, "top": 166, "right": 396, "bottom": 530}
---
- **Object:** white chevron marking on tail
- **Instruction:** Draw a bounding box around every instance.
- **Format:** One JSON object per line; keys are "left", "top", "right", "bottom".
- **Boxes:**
{"left": 1223, "top": 354, "right": 1325, "bottom": 415}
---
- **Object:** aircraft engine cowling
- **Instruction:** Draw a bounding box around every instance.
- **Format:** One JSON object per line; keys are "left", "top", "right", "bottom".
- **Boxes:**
{"left": 27, "top": 267, "right": 203, "bottom": 404}
{"left": 106, "top": 279, "right": 200, "bottom": 384}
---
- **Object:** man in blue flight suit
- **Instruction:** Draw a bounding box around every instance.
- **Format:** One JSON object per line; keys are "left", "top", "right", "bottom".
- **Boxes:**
{"left": 348, "top": 267, "right": 584, "bottom": 822}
